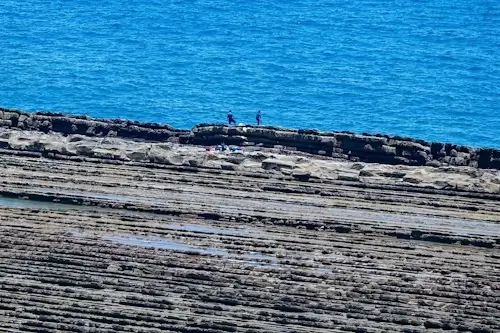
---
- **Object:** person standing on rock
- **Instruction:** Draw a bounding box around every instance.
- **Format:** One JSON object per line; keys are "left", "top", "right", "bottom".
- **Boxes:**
{"left": 227, "top": 110, "right": 236, "bottom": 125}
{"left": 256, "top": 110, "right": 262, "bottom": 125}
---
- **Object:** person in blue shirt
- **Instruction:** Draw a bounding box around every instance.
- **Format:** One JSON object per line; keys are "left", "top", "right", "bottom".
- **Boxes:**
{"left": 227, "top": 110, "right": 236, "bottom": 125}
{"left": 256, "top": 110, "right": 262, "bottom": 125}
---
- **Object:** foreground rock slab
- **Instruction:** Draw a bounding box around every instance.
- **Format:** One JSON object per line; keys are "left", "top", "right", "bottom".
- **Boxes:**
{"left": 0, "top": 128, "right": 499, "bottom": 332}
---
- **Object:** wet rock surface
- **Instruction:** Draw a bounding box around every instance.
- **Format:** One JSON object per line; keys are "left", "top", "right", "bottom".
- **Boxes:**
{"left": 0, "top": 114, "right": 499, "bottom": 332}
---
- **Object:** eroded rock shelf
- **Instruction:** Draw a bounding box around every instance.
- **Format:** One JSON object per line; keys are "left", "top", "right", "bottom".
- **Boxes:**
{"left": 0, "top": 108, "right": 499, "bottom": 332}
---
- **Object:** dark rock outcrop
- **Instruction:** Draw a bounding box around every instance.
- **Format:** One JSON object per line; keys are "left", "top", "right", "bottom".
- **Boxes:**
{"left": 0, "top": 107, "right": 189, "bottom": 142}
{"left": 1, "top": 107, "right": 500, "bottom": 170}
{"left": 189, "top": 124, "right": 500, "bottom": 169}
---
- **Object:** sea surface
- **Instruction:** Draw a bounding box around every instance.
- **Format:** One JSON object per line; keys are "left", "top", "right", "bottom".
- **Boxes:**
{"left": 1, "top": 0, "right": 499, "bottom": 147}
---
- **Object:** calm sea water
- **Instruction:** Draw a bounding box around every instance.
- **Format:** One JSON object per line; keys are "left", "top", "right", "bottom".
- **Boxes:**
{"left": 1, "top": 0, "right": 499, "bottom": 147}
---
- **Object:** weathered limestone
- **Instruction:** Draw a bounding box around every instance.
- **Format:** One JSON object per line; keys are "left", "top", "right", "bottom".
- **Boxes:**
{"left": 0, "top": 142, "right": 499, "bottom": 332}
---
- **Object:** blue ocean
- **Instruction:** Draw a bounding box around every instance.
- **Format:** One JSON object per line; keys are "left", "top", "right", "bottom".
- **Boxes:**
{"left": 1, "top": 0, "right": 499, "bottom": 147}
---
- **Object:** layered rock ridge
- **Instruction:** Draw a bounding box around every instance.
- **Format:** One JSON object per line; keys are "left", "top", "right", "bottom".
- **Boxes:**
{"left": 0, "top": 107, "right": 189, "bottom": 142}
{"left": 1, "top": 107, "right": 500, "bottom": 169}
{"left": 191, "top": 124, "right": 500, "bottom": 169}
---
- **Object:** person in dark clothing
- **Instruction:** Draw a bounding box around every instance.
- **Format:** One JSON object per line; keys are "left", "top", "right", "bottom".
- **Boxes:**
{"left": 227, "top": 110, "right": 236, "bottom": 125}
{"left": 256, "top": 110, "right": 262, "bottom": 125}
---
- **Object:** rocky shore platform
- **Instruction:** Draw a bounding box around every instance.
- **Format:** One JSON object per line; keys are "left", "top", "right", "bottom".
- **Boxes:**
{"left": 0, "top": 108, "right": 499, "bottom": 332}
